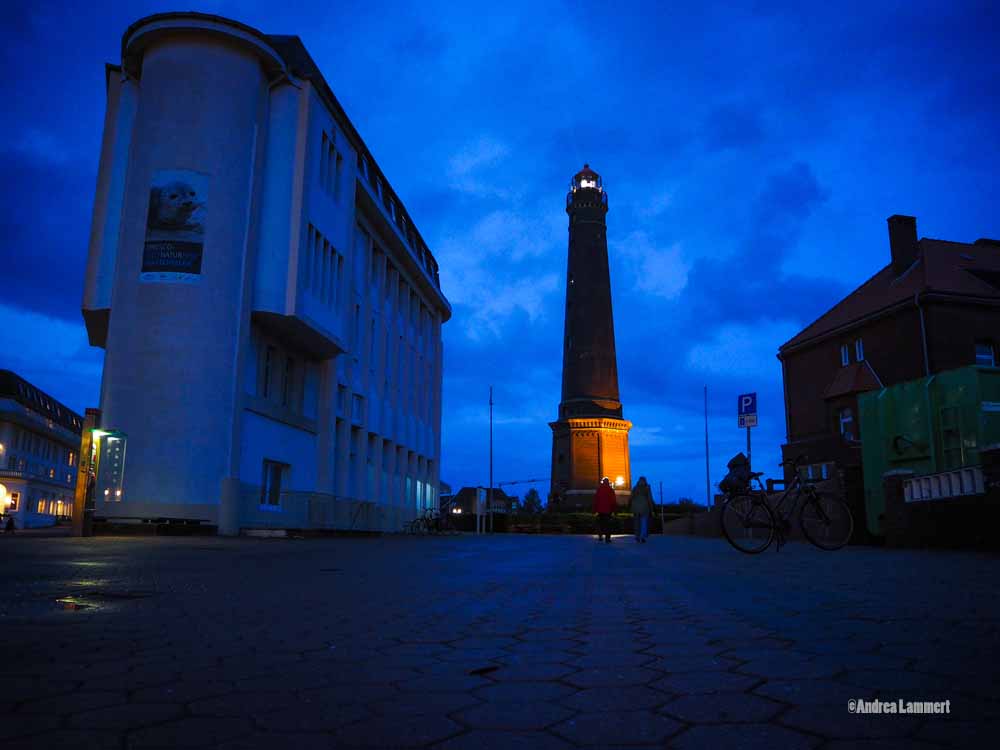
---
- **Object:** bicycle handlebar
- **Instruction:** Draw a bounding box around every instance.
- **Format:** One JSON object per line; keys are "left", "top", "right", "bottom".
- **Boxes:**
{"left": 779, "top": 453, "right": 808, "bottom": 469}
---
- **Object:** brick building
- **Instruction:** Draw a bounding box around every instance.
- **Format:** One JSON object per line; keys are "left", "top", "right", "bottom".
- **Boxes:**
{"left": 777, "top": 215, "right": 1000, "bottom": 533}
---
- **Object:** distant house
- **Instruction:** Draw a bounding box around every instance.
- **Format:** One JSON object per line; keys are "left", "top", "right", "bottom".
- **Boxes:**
{"left": 778, "top": 215, "right": 1000, "bottom": 523}
{"left": 0, "top": 370, "right": 83, "bottom": 529}
{"left": 447, "top": 487, "right": 516, "bottom": 516}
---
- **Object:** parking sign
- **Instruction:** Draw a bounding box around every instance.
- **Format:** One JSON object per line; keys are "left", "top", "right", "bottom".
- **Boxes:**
{"left": 738, "top": 393, "right": 757, "bottom": 428}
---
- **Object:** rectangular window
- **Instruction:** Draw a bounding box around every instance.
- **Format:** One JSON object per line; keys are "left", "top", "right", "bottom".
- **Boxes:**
{"left": 320, "top": 131, "right": 339, "bottom": 197}
{"left": 855, "top": 339, "right": 864, "bottom": 362}
{"left": 262, "top": 345, "right": 275, "bottom": 398}
{"left": 975, "top": 340, "right": 996, "bottom": 367}
{"left": 839, "top": 407, "right": 855, "bottom": 441}
{"left": 260, "top": 460, "right": 287, "bottom": 507}
{"left": 37, "top": 499, "right": 46, "bottom": 514}
{"left": 334, "top": 151, "right": 343, "bottom": 201}
{"left": 840, "top": 344, "right": 850, "bottom": 367}
{"left": 282, "top": 357, "right": 296, "bottom": 408}
{"left": 8, "top": 492, "right": 18, "bottom": 511}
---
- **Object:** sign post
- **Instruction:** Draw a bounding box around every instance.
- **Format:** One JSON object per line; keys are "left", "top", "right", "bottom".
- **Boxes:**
{"left": 737, "top": 393, "right": 758, "bottom": 469}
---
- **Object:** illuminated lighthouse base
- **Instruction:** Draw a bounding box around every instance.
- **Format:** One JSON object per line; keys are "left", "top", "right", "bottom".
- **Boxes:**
{"left": 550, "top": 416, "right": 632, "bottom": 511}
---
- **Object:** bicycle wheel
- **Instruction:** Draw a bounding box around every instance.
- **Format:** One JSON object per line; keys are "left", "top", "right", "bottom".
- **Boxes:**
{"left": 721, "top": 493, "right": 775, "bottom": 554}
{"left": 800, "top": 495, "right": 853, "bottom": 551}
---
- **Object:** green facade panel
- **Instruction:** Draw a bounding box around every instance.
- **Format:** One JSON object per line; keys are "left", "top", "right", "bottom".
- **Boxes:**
{"left": 859, "top": 366, "right": 1000, "bottom": 536}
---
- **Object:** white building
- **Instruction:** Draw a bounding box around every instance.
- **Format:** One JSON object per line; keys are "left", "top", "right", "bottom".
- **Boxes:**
{"left": 82, "top": 12, "right": 450, "bottom": 534}
{"left": 0, "top": 371, "right": 82, "bottom": 529}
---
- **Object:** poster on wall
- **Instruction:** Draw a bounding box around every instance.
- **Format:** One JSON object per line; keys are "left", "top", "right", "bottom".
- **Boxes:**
{"left": 140, "top": 169, "right": 208, "bottom": 283}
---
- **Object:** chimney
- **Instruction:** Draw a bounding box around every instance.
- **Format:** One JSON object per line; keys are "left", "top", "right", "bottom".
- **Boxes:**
{"left": 887, "top": 214, "right": 919, "bottom": 277}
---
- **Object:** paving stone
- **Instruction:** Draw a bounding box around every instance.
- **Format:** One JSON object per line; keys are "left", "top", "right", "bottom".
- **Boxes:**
{"left": 215, "top": 732, "right": 336, "bottom": 750}
{"left": 779, "top": 705, "right": 923, "bottom": 739}
{"left": 333, "top": 713, "right": 462, "bottom": 748}
{"left": 647, "top": 655, "right": 742, "bottom": 673}
{"left": 552, "top": 710, "right": 684, "bottom": 746}
{"left": 570, "top": 651, "right": 655, "bottom": 668}
{"left": 372, "top": 691, "right": 480, "bottom": 717}
{"left": 660, "top": 691, "right": 785, "bottom": 723}
{"left": 473, "top": 681, "right": 578, "bottom": 703}
{"left": 753, "top": 679, "right": 876, "bottom": 707}
{"left": 432, "top": 730, "right": 573, "bottom": 750}
{"left": 668, "top": 723, "right": 821, "bottom": 749}
{"left": 651, "top": 671, "right": 760, "bottom": 695}
{"left": 255, "top": 701, "right": 369, "bottom": 732}
{"left": 17, "top": 690, "right": 127, "bottom": 715}
{"left": 916, "top": 719, "right": 1000, "bottom": 747}
{"left": 2, "top": 729, "right": 122, "bottom": 750}
{"left": 484, "top": 662, "right": 578, "bottom": 682}
{"left": 127, "top": 717, "right": 255, "bottom": 748}
{"left": 130, "top": 681, "right": 235, "bottom": 704}
{"left": 0, "top": 712, "right": 63, "bottom": 740}
{"left": 189, "top": 691, "right": 299, "bottom": 717}
{"left": 559, "top": 685, "right": 672, "bottom": 712}
{"left": 70, "top": 703, "right": 183, "bottom": 730}
{"left": 565, "top": 665, "right": 661, "bottom": 689}
{"left": 454, "top": 700, "right": 575, "bottom": 730}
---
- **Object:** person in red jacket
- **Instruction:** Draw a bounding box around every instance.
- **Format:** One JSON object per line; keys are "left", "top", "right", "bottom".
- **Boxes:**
{"left": 593, "top": 477, "right": 617, "bottom": 543}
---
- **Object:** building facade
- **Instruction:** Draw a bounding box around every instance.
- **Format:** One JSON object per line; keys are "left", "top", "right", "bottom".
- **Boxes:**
{"left": 0, "top": 371, "right": 83, "bottom": 529}
{"left": 82, "top": 13, "right": 450, "bottom": 534}
{"left": 550, "top": 165, "right": 631, "bottom": 510}
{"left": 778, "top": 215, "right": 1000, "bottom": 532}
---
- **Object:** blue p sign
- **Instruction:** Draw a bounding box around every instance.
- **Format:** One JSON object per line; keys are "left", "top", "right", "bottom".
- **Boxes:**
{"left": 738, "top": 393, "right": 757, "bottom": 416}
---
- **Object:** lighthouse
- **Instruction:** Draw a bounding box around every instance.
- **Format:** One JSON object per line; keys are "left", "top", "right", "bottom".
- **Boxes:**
{"left": 550, "top": 165, "right": 632, "bottom": 510}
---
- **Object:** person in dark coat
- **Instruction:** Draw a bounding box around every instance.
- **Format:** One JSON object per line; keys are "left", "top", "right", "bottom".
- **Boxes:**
{"left": 593, "top": 477, "right": 617, "bottom": 543}
{"left": 630, "top": 476, "right": 653, "bottom": 543}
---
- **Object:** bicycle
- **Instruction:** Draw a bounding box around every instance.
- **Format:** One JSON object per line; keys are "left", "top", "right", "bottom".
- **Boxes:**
{"left": 720, "top": 456, "right": 854, "bottom": 554}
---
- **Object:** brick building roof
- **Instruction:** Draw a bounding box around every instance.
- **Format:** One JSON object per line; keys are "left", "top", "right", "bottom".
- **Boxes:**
{"left": 782, "top": 238, "right": 1000, "bottom": 352}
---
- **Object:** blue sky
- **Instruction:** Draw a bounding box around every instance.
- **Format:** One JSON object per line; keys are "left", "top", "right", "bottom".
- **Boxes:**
{"left": 2, "top": 0, "right": 998, "bottom": 504}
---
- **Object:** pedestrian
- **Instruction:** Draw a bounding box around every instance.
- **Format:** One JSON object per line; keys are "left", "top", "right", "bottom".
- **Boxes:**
{"left": 593, "top": 477, "right": 616, "bottom": 544}
{"left": 4, "top": 515, "right": 14, "bottom": 534}
{"left": 630, "top": 476, "right": 653, "bottom": 543}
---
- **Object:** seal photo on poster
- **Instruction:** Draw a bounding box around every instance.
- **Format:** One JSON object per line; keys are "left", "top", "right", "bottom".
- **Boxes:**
{"left": 140, "top": 169, "right": 209, "bottom": 283}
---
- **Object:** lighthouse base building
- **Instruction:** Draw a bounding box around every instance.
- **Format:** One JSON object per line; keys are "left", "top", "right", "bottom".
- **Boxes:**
{"left": 82, "top": 13, "right": 450, "bottom": 534}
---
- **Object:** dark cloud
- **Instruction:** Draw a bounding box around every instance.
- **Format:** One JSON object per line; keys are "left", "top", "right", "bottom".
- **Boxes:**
{"left": 702, "top": 102, "right": 766, "bottom": 152}
{"left": 0, "top": 151, "right": 92, "bottom": 321}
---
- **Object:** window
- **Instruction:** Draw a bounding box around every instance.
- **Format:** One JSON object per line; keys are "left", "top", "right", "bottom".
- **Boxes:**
{"left": 260, "top": 460, "right": 287, "bottom": 507}
{"left": 282, "top": 357, "right": 296, "bottom": 408}
{"left": 975, "top": 340, "right": 996, "bottom": 367}
{"left": 319, "top": 131, "right": 341, "bottom": 198}
{"left": 68, "top": 450, "right": 76, "bottom": 467}
{"left": 803, "top": 463, "right": 831, "bottom": 481}
{"left": 8, "top": 492, "right": 18, "bottom": 511}
{"left": 840, "top": 344, "right": 850, "bottom": 367}
{"left": 838, "top": 407, "right": 855, "bottom": 441}
{"left": 37, "top": 499, "right": 46, "bottom": 514}
{"left": 262, "top": 345, "right": 275, "bottom": 398}
{"left": 854, "top": 339, "right": 864, "bottom": 362}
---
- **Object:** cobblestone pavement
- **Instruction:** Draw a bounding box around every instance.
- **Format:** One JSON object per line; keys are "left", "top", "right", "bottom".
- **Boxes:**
{"left": 1, "top": 533, "right": 998, "bottom": 749}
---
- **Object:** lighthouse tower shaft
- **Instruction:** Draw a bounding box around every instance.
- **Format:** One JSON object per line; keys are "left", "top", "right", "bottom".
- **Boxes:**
{"left": 550, "top": 165, "right": 631, "bottom": 510}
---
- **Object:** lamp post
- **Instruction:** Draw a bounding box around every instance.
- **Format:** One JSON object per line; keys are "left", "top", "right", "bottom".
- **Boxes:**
{"left": 488, "top": 385, "right": 494, "bottom": 534}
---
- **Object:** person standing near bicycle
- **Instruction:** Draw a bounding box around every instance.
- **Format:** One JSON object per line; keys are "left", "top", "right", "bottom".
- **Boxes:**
{"left": 630, "top": 476, "right": 653, "bottom": 543}
{"left": 593, "top": 477, "right": 616, "bottom": 543}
